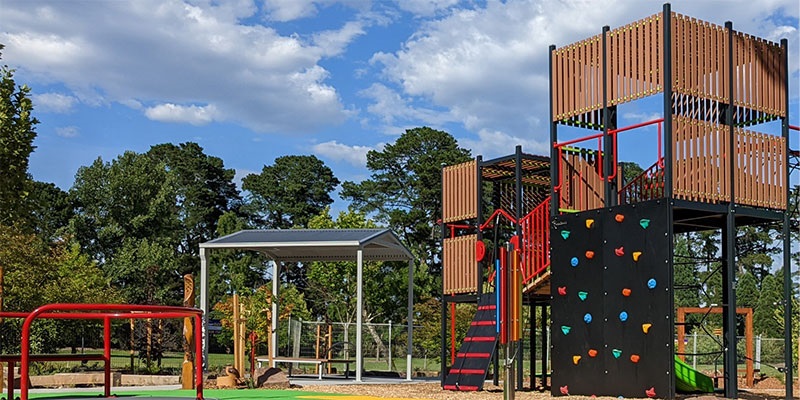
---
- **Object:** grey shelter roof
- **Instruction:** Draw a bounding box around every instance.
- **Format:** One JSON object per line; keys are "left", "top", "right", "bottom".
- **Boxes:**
{"left": 199, "top": 228, "right": 413, "bottom": 262}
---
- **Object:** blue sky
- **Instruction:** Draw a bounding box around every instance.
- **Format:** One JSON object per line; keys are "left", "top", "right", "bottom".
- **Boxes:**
{"left": 1, "top": 0, "right": 798, "bottom": 207}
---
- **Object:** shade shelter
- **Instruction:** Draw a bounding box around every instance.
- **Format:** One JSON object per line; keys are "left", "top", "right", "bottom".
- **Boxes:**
{"left": 198, "top": 229, "right": 415, "bottom": 382}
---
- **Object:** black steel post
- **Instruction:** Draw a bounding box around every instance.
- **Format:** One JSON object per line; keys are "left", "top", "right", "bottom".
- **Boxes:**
{"left": 477, "top": 156, "right": 484, "bottom": 297}
{"left": 663, "top": 3, "right": 673, "bottom": 198}
{"left": 780, "top": 37, "right": 793, "bottom": 400}
{"left": 440, "top": 166, "right": 448, "bottom": 387}
{"left": 549, "top": 45, "right": 558, "bottom": 216}
{"left": 530, "top": 300, "right": 536, "bottom": 389}
{"left": 541, "top": 304, "right": 548, "bottom": 389}
{"left": 722, "top": 22, "right": 738, "bottom": 399}
{"left": 602, "top": 25, "right": 616, "bottom": 206}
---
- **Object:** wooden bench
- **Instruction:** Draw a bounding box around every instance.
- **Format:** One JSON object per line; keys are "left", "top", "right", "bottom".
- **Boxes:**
{"left": 0, "top": 354, "right": 108, "bottom": 399}
{"left": 256, "top": 357, "right": 356, "bottom": 379}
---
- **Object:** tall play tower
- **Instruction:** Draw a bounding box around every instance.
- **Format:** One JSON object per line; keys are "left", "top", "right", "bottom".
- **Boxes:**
{"left": 548, "top": 4, "right": 792, "bottom": 398}
{"left": 440, "top": 4, "right": 795, "bottom": 400}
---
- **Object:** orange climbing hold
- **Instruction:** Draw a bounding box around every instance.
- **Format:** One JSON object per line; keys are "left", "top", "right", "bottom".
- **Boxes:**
{"left": 633, "top": 251, "right": 642, "bottom": 261}
{"left": 585, "top": 250, "right": 595, "bottom": 259}
{"left": 630, "top": 354, "right": 640, "bottom": 363}
{"left": 573, "top": 355, "right": 582, "bottom": 365}
{"left": 615, "top": 214, "right": 624, "bottom": 222}
{"left": 622, "top": 288, "right": 632, "bottom": 297}
{"left": 588, "top": 349, "right": 598, "bottom": 357}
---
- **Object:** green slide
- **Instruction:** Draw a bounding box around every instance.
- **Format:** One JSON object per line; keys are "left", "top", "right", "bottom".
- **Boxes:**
{"left": 674, "top": 355, "right": 714, "bottom": 393}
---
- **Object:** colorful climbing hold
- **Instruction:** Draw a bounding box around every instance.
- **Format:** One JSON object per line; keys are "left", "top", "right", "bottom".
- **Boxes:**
{"left": 619, "top": 311, "right": 628, "bottom": 322}
{"left": 571, "top": 257, "right": 579, "bottom": 267}
{"left": 558, "top": 286, "right": 567, "bottom": 296}
{"left": 588, "top": 349, "right": 598, "bottom": 357}
{"left": 647, "top": 278, "right": 657, "bottom": 289}
{"left": 585, "top": 250, "right": 595, "bottom": 259}
{"left": 585, "top": 219, "right": 595, "bottom": 229}
{"left": 645, "top": 387, "right": 656, "bottom": 398}
{"left": 622, "top": 288, "right": 632, "bottom": 297}
{"left": 632, "top": 251, "right": 642, "bottom": 262}
{"left": 578, "top": 291, "right": 588, "bottom": 301}
{"left": 561, "top": 230, "right": 570, "bottom": 240}
{"left": 615, "top": 214, "right": 625, "bottom": 223}
{"left": 560, "top": 385, "right": 569, "bottom": 395}
{"left": 583, "top": 313, "right": 592, "bottom": 323}
{"left": 561, "top": 325, "right": 571, "bottom": 335}
{"left": 630, "top": 354, "right": 640, "bottom": 363}
{"left": 612, "top": 349, "right": 622, "bottom": 358}
{"left": 640, "top": 219, "right": 651, "bottom": 229}
{"left": 642, "top": 323, "right": 652, "bottom": 334}
{"left": 615, "top": 246, "right": 625, "bottom": 256}
{"left": 573, "top": 355, "right": 582, "bottom": 365}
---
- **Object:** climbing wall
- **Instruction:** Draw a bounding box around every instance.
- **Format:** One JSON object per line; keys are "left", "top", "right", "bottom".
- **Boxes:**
{"left": 550, "top": 200, "right": 674, "bottom": 398}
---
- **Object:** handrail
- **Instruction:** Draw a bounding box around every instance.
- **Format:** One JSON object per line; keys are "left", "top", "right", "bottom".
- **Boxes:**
{"left": 607, "top": 118, "right": 665, "bottom": 181}
{"left": 618, "top": 158, "right": 665, "bottom": 205}
{"left": 2, "top": 304, "right": 204, "bottom": 400}
{"left": 479, "top": 208, "right": 517, "bottom": 231}
{"left": 518, "top": 197, "right": 551, "bottom": 284}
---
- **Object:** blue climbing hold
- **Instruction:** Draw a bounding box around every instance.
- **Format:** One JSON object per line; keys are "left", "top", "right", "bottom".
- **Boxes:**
{"left": 647, "top": 278, "right": 657, "bottom": 289}
{"left": 571, "top": 257, "right": 579, "bottom": 267}
{"left": 619, "top": 311, "right": 628, "bottom": 322}
{"left": 640, "top": 219, "right": 650, "bottom": 229}
{"left": 584, "top": 313, "right": 592, "bottom": 323}
{"left": 612, "top": 349, "right": 622, "bottom": 358}
{"left": 561, "top": 325, "right": 571, "bottom": 335}
{"left": 561, "top": 230, "right": 570, "bottom": 240}
{"left": 577, "top": 291, "right": 588, "bottom": 301}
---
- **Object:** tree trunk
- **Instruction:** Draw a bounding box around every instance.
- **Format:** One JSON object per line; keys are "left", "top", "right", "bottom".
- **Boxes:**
{"left": 361, "top": 309, "right": 395, "bottom": 370}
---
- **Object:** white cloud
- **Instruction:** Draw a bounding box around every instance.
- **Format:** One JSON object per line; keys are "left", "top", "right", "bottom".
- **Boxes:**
{"left": 394, "top": 0, "right": 460, "bottom": 17}
{"left": 0, "top": 1, "right": 365, "bottom": 134}
{"left": 144, "top": 103, "right": 219, "bottom": 126}
{"left": 312, "top": 140, "right": 373, "bottom": 166}
{"left": 233, "top": 168, "right": 258, "bottom": 190}
{"left": 459, "top": 128, "right": 549, "bottom": 160}
{"left": 55, "top": 126, "right": 79, "bottom": 138}
{"left": 32, "top": 92, "right": 78, "bottom": 113}
{"left": 622, "top": 112, "right": 663, "bottom": 124}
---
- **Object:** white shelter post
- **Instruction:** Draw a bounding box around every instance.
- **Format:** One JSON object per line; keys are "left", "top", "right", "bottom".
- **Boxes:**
{"left": 406, "top": 259, "right": 414, "bottom": 381}
{"left": 271, "top": 261, "right": 280, "bottom": 368}
{"left": 356, "top": 248, "right": 364, "bottom": 382}
{"left": 199, "top": 247, "right": 209, "bottom": 370}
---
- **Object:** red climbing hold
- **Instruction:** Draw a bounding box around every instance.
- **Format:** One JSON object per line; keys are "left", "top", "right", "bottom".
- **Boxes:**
{"left": 588, "top": 349, "right": 598, "bottom": 357}
{"left": 558, "top": 286, "right": 567, "bottom": 296}
{"left": 622, "top": 288, "right": 632, "bottom": 297}
{"left": 615, "top": 247, "right": 625, "bottom": 256}
{"left": 646, "top": 387, "right": 656, "bottom": 398}
{"left": 585, "top": 250, "right": 595, "bottom": 259}
{"left": 615, "top": 214, "right": 625, "bottom": 223}
{"left": 560, "top": 385, "right": 569, "bottom": 395}
{"left": 630, "top": 354, "right": 640, "bottom": 363}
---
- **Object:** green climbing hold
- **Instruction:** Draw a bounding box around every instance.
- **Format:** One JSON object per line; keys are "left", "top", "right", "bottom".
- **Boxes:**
{"left": 640, "top": 219, "right": 650, "bottom": 229}
{"left": 561, "top": 230, "right": 570, "bottom": 240}
{"left": 561, "top": 325, "right": 571, "bottom": 335}
{"left": 612, "top": 349, "right": 622, "bottom": 358}
{"left": 578, "top": 291, "right": 588, "bottom": 301}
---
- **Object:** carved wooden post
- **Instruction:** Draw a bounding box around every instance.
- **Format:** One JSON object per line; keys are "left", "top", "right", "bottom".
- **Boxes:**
{"left": 182, "top": 274, "right": 195, "bottom": 389}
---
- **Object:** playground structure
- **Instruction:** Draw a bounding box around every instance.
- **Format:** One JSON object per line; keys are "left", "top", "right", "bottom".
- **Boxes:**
{"left": 441, "top": 4, "right": 795, "bottom": 399}
{"left": 0, "top": 303, "right": 204, "bottom": 400}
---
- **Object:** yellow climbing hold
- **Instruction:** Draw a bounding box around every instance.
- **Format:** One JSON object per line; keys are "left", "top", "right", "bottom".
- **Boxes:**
{"left": 642, "top": 323, "right": 652, "bottom": 334}
{"left": 573, "top": 355, "right": 582, "bottom": 365}
{"left": 633, "top": 251, "right": 642, "bottom": 262}
{"left": 585, "top": 219, "right": 595, "bottom": 229}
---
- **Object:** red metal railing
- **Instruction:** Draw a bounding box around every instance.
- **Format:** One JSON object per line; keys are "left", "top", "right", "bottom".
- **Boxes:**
{"left": 0, "top": 304, "right": 204, "bottom": 400}
{"left": 618, "top": 159, "right": 665, "bottom": 205}
{"left": 518, "top": 197, "right": 551, "bottom": 284}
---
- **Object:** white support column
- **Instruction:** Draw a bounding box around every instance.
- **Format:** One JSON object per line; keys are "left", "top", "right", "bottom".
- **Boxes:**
{"left": 356, "top": 249, "right": 364, "bottom": 382}
{"left": 199, "top": 247, "right": 209, "bottom": 370}
{"left": 406, "top": 259, "right": 414, "bottom": 381}
{"left": 271, "top": 261, "right": 280, "bottom": 368}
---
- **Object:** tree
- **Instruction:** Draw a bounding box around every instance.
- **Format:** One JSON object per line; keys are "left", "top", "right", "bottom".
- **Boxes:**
{"left": 242, "top": 155, "right": 339, "bottom": 229}
{"left": 0, "top": 45, "right": 38, "bottom": 225}
{"left": 341, "top": 127, "right": 471, "bottom": 297}
{"left": 753, "top": 274, "right": 782, "bottom": 336}
{"left": 25, "top": 181, "right": 74, "bottom": 242}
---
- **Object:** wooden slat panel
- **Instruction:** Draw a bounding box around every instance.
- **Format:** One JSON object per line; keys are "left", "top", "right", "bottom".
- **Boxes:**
{"left": 442, "top": 160, "right": 477, "bottom": 223}
{"left": 443, "top": 234, "right": 477, "bottom": 295}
